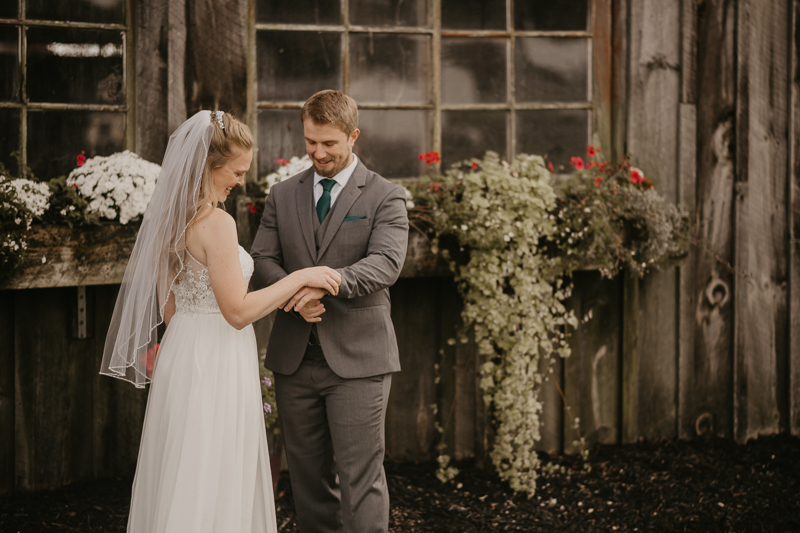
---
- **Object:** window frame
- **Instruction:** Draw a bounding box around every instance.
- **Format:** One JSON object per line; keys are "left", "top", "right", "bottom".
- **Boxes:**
{"left": 251, "top": 0, "right": 611, "bottom": 177}
{"left": 0, "top": 0, "right": 136, "bottom": 173}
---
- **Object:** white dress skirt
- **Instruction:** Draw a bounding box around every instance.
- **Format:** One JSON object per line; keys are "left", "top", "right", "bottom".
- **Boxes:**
{"left": 127, "top": 246, "right": 276, "bottom": 533}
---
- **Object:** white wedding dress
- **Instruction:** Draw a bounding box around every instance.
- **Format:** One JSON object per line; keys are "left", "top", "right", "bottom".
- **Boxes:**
{"left": 127, "top": 245, "right": 276, "bottom": 533}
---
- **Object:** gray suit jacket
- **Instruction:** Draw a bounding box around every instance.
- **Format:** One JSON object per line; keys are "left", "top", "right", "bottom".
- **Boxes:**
{"left": 250, "top": 160, "right": 409, "bottom": 378}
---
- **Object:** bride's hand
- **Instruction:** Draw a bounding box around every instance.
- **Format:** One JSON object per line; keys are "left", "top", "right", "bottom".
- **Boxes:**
{"left": 301, "top": 266, "right": 341, "bottom": 296}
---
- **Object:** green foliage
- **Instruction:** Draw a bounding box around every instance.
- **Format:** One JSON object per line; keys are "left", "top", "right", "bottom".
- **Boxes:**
{"left": 44, "top": 175, "right": 101, "bottom": 227}
{"left": 410, "top": 152, "right": 578, "bottom": 496}
{"left": 547, "top": 156, "right": 689, "bottom": 278}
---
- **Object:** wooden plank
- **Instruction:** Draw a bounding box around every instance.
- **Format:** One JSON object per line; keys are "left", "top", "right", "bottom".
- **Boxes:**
{"left": 0, "top": 291, "right": 14, "bottom": 495}
{"left": 733, "top": 0, "right": 791, "bottom": 441}
{"left": 680, "top": 0, "right": 697, "bottom": 104}
{"left": 676, "top": 102, "right": 697, "bottom": 440}
{"left": 563, "top": 272, "right": 622, "bottom": 453}
{"left": 167, "top": 0, "right": 187, "bottom": 133}
{"left": 385, "top": 278, "right": 438, "bottom": 460}
{"left": 626, "top": 0, "right": 681, "bottom": 441}
{"left": 611, "top": 0, "right": 629, "bottom": 161}
{"left": 537, "top": 355, "right": 563, "bottom": 455}
{"left": 135, "top": 0, "right": 170, "bottom": 163}
{"left": 621, "top": 269, "right": 638, "bottom": 443}
{"left": 591, "top": 0, "right": 614, "bottom": 152}
{"left": 681, "top": 0, "right": 737, "bottom": 440}
{"left": 184, "top": 0, "right": 249, "bottom": 118}
{"left": 791, "top": 0, "right": 800, "bottom": 437}
{"left": 14, "top": 288, "right": 96, "bottom": 490}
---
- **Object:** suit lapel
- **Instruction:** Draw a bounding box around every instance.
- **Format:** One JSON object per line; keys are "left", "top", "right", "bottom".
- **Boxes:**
{"left": 295, "top": 168, "right": 317, "bottom": 262}
{"left": 315, "top": 161, "right": 367, "bottom": 263}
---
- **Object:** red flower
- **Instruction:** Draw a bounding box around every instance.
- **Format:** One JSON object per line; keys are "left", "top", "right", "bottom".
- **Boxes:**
{"left": 547, "top": 162, "right": 554, "bottom": 172}
{"left": 418, "top": 151, "right": 440, "bottom": 166}
{"left": 587, "top": 145, "right": 597, "bottom": 157}
{"left": 72, "top": 183, "right": 78, "bottom": 187}
{"left": 145, "top": 343, "right": 159, "bottom": 378}
{"left": 76, "top": 153, "right": 86, "bottom": 167}
{"left": 276, "top": 158, "right": 289, "bottom": 166}
{"left": 593, "top": 176, "right": 602, "bottom": 187}
{"left": 599, "top": 162, "right": 607, "bottom": 172}
{"left": 630, "top": 167, "right": 645, "bottom": 185}
{"left": 471, "top": 162, "right": 478, "bottom": 170}
{"left": 570, "top": 156, "right": 585, "bottom": 171}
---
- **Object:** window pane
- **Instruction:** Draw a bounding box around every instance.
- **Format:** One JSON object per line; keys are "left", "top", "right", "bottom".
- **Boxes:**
{"left": 27, "top": 111, "right": 125, "bottom": 180}
{"left": 442, "top": 110, "right": 506, "bottom": 168}
{"left": 349, "top": 34, "right": 431, "bottom": 105}
{"left": 516, "top": 109, "right": 588, "bottom": 168}
{"left": 26, "top": 28, "right": 124, "bottom": 105}
{"left": 442, "top": 38, "right": 506, "bottom": 105}
{"left": 515, "top": 37, "right": 588, "bottom": 103}
{"left": 257, "top": 109, "right": 306, "bottom": 177}
{"left": 256, "top": 0, "right": 341, "bottom": 25}
{"left": 515, "top": 0, "right": 588, "bottom": 31}
{"left": 0, "top": 25, "right": 20, "bottom": 102}
{"left": 0, "top": 2, "right": 17, "bottom": 19}
{"left": 0, "top": 108, "right": 20, "bottom": 176}
{"left": 26, "top": 0, "right": 125, "bottom": 25}
{"left": 442, "top": 0, "right": 505, "bottom": 30}
{"left": 257, "top": 31, "right": 342, "bottom": 102}
{"left": 355, "top": 110, "right": 431, "bottom": 178}
{"left": 349, "top": 0, "right": 428, "bottom": 27}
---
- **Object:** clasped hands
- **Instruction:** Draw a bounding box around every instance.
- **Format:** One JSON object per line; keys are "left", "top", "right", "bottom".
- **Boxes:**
{"left": 279, "top": 266, "right": 342, "bottom": 323}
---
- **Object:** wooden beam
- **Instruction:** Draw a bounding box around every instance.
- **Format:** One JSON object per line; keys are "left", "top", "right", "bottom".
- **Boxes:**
{"left": 626, "top": 0, "right": 681, "bottom": 441}
{"left": 791, "top": 0, "right": 800, "bottom": 437}
{"left": 681, "top": 0, "right": 736, "bottom": 440}
{"left": 135, "top": 0, "right": 169, "bottom": 163}
{"left": 0, "top": 291, "right": 14, "bottom": 495}
{"left": 733, "top": 0, "right": 791, "bottom": 441}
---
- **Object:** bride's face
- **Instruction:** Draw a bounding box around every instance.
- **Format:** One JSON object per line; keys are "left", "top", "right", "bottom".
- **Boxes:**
{"left": 211, "top": 148, "right": 252, "bottom": 203}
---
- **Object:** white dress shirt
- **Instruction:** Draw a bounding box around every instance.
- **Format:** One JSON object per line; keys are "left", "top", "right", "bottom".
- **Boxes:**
{"left": 313, "top": 154, "right": 358, "bottom": 208}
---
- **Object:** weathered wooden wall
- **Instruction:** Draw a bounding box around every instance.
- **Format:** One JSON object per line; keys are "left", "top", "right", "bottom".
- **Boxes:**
{"left": 3, "top": 0, "right": 800, "bottom": 497}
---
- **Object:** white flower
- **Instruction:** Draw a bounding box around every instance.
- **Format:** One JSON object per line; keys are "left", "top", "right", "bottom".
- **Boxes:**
{"left": 460, "top": 224, "right": 468, "bottom": 231}
{"left": 67, "top": 151, "right": 160, "bottom": 224}
{"left": 261, "top": 155, "right": 313, "bottom": 195}
{"left": 41, "top": 256, "right": 46, "bottom": 263}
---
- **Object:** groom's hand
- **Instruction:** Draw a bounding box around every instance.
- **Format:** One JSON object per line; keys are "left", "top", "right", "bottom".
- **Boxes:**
{"left": 296, "top": 299, "right": 325, "bottom": 322}
{"left": 280, "top": 287, "right": 328, "bottom": 316}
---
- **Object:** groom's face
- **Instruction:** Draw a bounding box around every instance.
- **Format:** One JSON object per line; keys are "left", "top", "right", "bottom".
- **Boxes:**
{"left": 303, "top": 119, "right": 360, "bottom": 178}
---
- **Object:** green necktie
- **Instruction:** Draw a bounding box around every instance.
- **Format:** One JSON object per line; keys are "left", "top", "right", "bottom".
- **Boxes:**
{"left": 316, "top": 179, "right": 336, "bottom": 223}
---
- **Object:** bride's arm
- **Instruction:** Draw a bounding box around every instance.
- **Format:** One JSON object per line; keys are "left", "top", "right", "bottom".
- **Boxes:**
{"left": 202, "top": 210, "right": 340, "bottom": 330}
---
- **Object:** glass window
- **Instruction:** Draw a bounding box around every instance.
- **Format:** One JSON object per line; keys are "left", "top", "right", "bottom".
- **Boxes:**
{"left": 349, "top": 33, "right": 431, "bottom": 105}
{"left": 514, "top": 0, "right": 588, "bottom": 31}
{"left": 0, "top": 108, "right": 20, "bottom": 174}
{"left": 516, "top": 109, "right": 589, "bottom": 169}
{"left": 26, "top": 28, "right": 125, "bottom": 105}
{"left": 441, "top": 0, "right": 505, "bottom": 30}
{"left": 0, "top": 8, "right": 132, "bottom": 182}
{"left": 257, "top": 31, "right": 342, "bottom": 101}
{"left": 256, "top": 0, "right": 341, "bottom": 25}
{"left": 355, "top": 110, "right": 431, "bottom": 178}
{"left": 515, "top": 37, "right": 589, "bottom": 103}
{"left": 255, "top": 0, "right": 593, "bottom": 178}
{"left": 257, "top": 109, "right": 306, "bottom": 177}
{"left": 349, "top": 0, "right": 429, "bottom": 27}
{"left": 442, "top": 111, "right": 507, "bottom": 168}
{"left": 26, "top": 0, "right": 125, "bottom": 25}
{"left": 0, "top": 25, "right": 20, "bottom": 102}
{"left": 442, "top": 38, "right": 506, "bottom": 105}
{"left": 27, "top": 110, "right": 126, "bottom": 179}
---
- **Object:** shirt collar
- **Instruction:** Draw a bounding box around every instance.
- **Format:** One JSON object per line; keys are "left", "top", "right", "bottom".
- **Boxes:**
{"left": 313, "top": 154, "right": 358, "bottom": 189}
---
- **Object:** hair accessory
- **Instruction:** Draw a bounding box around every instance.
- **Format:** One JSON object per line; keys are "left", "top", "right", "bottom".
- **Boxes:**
{"left": 214, "top": 110, "right": 225, "bottom": 130}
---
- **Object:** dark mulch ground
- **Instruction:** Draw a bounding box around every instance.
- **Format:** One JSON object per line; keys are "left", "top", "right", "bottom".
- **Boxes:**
{"left": 2, "top": 435, "right": 799, "bottom": 532}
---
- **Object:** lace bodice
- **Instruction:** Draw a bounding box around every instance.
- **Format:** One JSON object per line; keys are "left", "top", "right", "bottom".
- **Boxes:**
{"left": 172, "top": 245, "right": 254, "bottom": 315}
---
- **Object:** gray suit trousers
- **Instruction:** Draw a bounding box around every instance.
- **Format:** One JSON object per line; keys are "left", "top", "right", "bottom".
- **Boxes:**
{"left": 275, "top": 345, "right": 391, "bottom": 533}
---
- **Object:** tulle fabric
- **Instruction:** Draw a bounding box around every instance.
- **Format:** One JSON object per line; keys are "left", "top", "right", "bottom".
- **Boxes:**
{"left": 101, "top": 111, "right": 214, "bottom": 388}
{"left": 126, "top": 313, "right": 276, "bottom": 533}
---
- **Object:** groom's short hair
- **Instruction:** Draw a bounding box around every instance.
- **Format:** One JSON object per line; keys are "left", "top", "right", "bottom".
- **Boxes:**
{"left": 301, "top": 90, "right": 359, "bottom": 136}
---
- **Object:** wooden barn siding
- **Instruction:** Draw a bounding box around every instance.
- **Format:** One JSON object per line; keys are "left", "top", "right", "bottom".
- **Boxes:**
{"left": 733, "top": 0, "right": 791, "bottom": 440}
{"left": 791, "top": 0, "right": 800, "bottom": 437}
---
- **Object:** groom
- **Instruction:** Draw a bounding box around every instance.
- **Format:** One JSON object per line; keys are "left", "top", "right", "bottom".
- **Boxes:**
{"left": 250, "top": 90, "right": 409, "bottom": 532}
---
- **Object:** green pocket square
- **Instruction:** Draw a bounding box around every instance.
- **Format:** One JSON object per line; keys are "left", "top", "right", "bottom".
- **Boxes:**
{"left": 343, "top": 215, "right": 367, "bottom": 222}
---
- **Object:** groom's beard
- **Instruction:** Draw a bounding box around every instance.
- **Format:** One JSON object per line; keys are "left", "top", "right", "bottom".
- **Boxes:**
{"left": 313, "top": 152, "right": 352, "bottom": 178}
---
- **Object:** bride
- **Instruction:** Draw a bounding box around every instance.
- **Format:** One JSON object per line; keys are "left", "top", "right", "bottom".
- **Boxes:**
{"left": 100, "top": 110, "right": 340, "bottom": 532}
